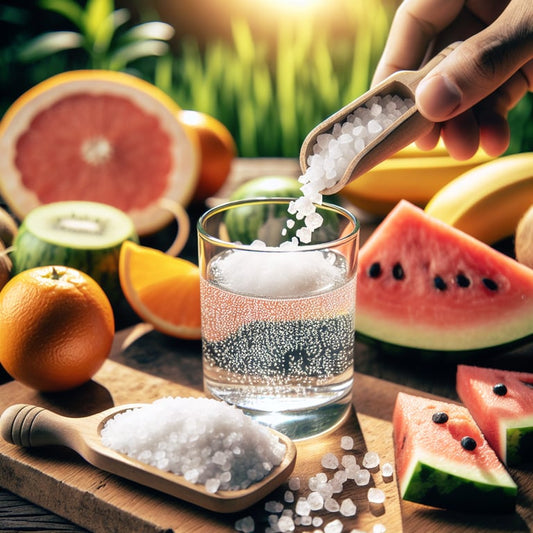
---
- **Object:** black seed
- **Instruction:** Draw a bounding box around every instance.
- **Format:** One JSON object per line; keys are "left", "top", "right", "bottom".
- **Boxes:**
{"left": 461, "top": 436, "right": 477, "bottom": 451}
{"left": 368, "top": 262, "right": 382, "bottom": 278}
{"left": 482, "top": 278, "right": 498, "bottom": 291}
{"left": 432, "top": 411, "right": 449, "bottom": 424}
{"left": 456, "top": 273, "right": 471, "bottom": 288}
{"left": 493, "top": 383, "right": 508, "bottom": 396}
{"left": 392, "top": 262, "right": 405, "bottom": 280}
{"left": 434, "top": 276, "right": 447, "bottom": 291}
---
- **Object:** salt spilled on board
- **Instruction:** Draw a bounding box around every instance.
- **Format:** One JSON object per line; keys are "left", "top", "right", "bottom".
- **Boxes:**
{"left": 100, "top": 397, "right": 286, "bottom": 493}
{"left": 289, "top": 93, "right": 414, "bottom": 244}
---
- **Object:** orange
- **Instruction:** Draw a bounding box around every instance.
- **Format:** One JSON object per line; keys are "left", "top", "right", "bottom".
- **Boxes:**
{"left": 177, "top": 110, "right": 237, "bottom": 203}
{"left": 0, "top": 266, "right": 114, "bottom": 392}
{"left": 119, "top": 240, "right": 201, "bottom": 339}
{"left": 0, "top": 70, "right": 199, "bottom": 236}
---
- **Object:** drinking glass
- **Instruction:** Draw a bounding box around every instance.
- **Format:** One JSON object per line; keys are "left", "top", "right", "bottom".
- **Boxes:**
{"left": 197, "top": 198, "right": 359, "bottom": 439}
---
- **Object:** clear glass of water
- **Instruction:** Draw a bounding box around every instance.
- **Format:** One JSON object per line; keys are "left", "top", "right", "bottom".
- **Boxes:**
{"left": 197, "top": 198, "right": 359, "bottom": 440}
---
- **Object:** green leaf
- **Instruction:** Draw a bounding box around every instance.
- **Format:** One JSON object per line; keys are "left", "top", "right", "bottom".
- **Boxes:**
{"left": 39, "top": 0, "right": 84, "bottom": 28}
{"left": 118, "top": 21, "right": 174, "bottom": 45}
{"left": 83, "top": 0, "right": 114, "bottom": 44}
{"left": 17, "top": 31, "right": 83, "bottom": 62}
{"left": 92, "top": 8, "right": 130, "bottom": 57}
{"left": 108, "top": 40, "right": 169, "bottom": 70}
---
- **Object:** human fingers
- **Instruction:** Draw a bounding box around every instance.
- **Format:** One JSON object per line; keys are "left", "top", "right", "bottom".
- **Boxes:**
{"left": 415, "top": 0, "right": 533, "bottom": 123}
{"left": 372, "top": 0, "right": 472, "bottom": 85}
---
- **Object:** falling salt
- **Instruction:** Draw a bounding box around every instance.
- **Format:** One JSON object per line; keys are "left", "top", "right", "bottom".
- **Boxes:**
{"left": 100, "top": 397, "right": 285, "bottom": 493}
{"left": 287, "top": 93, "right": 414, "bottom": 244}
{"left": 368, "top": 487, "right": 386, "bottom": 504}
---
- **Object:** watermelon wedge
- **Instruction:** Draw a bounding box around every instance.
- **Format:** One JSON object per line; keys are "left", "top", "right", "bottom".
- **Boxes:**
{"left": 356, "top": 200, "right": 533, "bottom": 351}
{"left": 393, "top": 392, "right": 517, "bottom": 513}
{"left": 457, "top": 365, "right": 533, "bottom": 466}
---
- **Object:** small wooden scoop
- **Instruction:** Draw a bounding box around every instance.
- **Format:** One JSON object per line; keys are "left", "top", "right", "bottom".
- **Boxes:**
{"left": 0, "top": 403, "right": 297, "bottom": 513}
{"left": 299, "top": 41, "right": 461, "bottom": 195}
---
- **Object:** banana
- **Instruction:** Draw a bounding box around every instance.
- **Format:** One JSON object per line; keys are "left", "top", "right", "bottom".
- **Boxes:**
{"left": 339, "top": 141, "right": 493, "bottom": 215}
{"left": 424, "top": 152, "right": 533, "bottom": 244}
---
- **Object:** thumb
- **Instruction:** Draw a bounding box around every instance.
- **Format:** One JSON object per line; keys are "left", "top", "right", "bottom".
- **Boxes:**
{"left": 415, "top": 3, "right": 533, "bottom": 122}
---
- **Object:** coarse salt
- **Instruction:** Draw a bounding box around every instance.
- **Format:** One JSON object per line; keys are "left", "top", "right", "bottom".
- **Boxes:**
{"left": 100, "top": 397, "right": 286, "bottom": 493}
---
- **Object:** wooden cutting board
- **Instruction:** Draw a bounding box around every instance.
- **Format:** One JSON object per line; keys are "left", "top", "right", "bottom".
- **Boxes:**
{"left": 0, "top": 359, "right": 531, "bottom": 533}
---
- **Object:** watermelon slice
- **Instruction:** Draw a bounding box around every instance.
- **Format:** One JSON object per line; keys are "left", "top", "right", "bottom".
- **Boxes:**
{"left": 356, "top": 200, "right": 533, "bottom": 351}
{"left": 393, "top": 392, "right": 517, "bottom": 513}
{"left": 457, "top": 365, "right": 533, "bottom": 466}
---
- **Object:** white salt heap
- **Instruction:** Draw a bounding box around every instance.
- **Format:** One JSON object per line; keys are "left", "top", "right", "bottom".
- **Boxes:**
{"left": 211, "top": 244, "right": 343, "bottom": 298}
{"left": 289, "top": 94, "right": 414, "bottom": 244}
{"left": 100, "top": 397, "right": 286, "bottom": 492}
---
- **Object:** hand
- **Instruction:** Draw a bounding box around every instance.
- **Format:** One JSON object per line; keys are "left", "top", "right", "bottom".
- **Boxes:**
{"left": 372, "top": 0, "right": 533, "bottom": 159}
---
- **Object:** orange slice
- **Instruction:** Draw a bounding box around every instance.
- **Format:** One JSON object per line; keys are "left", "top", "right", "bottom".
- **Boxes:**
{"left": 119, "top": 241, "right": 201, "bottom": 339}
{"left": 0, "top": 70, "right": 199, "bottom": 236}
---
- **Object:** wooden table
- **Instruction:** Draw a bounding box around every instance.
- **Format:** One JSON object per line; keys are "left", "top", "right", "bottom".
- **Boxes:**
{"left": 1, "top": 159, "right": 532, "bottom": 532}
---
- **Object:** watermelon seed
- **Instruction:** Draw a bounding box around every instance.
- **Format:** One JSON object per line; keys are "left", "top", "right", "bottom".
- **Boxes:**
{"left": 431, "top": 411, "right": 448, "bottom": 424}
{"left": 368, "top": 262, "right": 382, "bottom": 278}
{"left": 392, "top": 263, "right": 404, "bottom": 280}
{"left": 492, "top": 383, "right": 508, "bottom": 396}
{"left": 461, "top": 436, "right": 477, "bottom": 451}
{"left": 456, "top": 273, "right": 471, "bottom": 288}
{"left": 433, "top": 276, "right": 447, "bottom": 291}
{"left": 482, "top": 278, "right": 498, "bottom": 291}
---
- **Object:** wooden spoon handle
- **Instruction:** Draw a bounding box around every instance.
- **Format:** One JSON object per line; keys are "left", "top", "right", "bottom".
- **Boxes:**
{"left": 0, "top": 404, "right": 76, "bottom": 449}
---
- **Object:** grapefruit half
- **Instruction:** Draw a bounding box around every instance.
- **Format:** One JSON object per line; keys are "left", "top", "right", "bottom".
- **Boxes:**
{"left": 0, "top": 70, "right": 199, "bottom": 236}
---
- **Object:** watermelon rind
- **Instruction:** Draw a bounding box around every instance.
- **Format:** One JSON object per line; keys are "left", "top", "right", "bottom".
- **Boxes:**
{"left": 457, "top": 365, "right": 533, "bottom": 466}
{"left": 12, "top": 201, "right": 138, "bottom": 306}
{"left": 393, "top": 392, "right": 517, "bottom": 513}
{"left": 400, "top": 451, "right": 517, "bottom": 513}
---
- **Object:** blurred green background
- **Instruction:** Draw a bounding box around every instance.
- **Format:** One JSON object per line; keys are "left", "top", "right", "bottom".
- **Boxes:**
{"left": 1, "top": 0, "right": 532, "bottom": 157}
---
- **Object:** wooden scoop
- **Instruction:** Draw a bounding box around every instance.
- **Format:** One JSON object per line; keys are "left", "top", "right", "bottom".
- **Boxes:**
{"left": 0, "top": 403, "right": 297, "bottom": 513}
{"left": 299, "top": 41, "right": 461, "bottom": 195}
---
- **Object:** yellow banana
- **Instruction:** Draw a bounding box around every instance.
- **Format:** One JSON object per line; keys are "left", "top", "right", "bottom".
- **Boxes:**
{"left": 424, "top": 152, "right": 533, "bottom": 245}
{"left": 339, "top": 141, "right": 493, "bottom": 215}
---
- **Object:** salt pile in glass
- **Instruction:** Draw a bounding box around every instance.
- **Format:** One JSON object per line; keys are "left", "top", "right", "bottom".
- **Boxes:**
{"left": 100, "top": 397, "right": 286, "bottom": 492}
{"left": 289, "top": 94, "right": 414, "bottom": 244}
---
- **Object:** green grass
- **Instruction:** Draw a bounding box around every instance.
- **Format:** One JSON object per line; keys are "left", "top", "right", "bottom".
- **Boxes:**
{"left": 164, "top": 2, "right": 392, "bottom": 157}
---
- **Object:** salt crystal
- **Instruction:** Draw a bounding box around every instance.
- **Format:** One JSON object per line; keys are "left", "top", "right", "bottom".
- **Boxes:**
{"left": 340, "top": 497, "right": 357, "bottom": 517}
{"left": 295, "top": 497, "right": 311, "bottom": 516}
{"left": 340, "top": 436, "right": 354, "bottom": 450}
{"left": 265, "top": 501, "right": 284, "bottom": 513}
{"left": 363, "top": 451, "right": 380, "bottom": 469}
{"left": 321, "top": 452, "right": 339, "bottom": 469}
{"left": 295, "top": 226, "right": 312, "bottom": 244}
{"left": 324, "top": 497, "right": 340, "bottom": 512}
{"left": 307, "top": 491, "right": 325, "bottom": 511}
{"left": 300, "top": 516, "right": 312, "bottom": 526}
{"left": 373, "top": 524, "right": 387, "bottom": 533}
{"left": 288, "top": 477, "right": 301, "bottom": 491}
{"left": 333, "top": 469, "right": 348, "bottom": 484}
{"left": 341, "top": 454, "right": 357, "bottom": 467}
{"left": 284, "top": 490, "right": 295, "bottom": 503}
{"left": 235, "top": 515, "right": 255, "bottom": 532}
{"left": 312, "top": 516, "right": 324, "bottom": 527}
{"left": 367, "top": 119, "right": 383, "bottom": 135}
{"left": 368, "top": 487, "right": 386, "bottom": 504}
{"left": 382, "top": 462, "right": 394, "bottom": 479}
{"left": 354, "top": 468, "right": 371, "bottom": 486}
{"left": 277, "top": 515, "right": 295, "bottom": 532}
{"left": 329, "top": 478, "right": 344, "bottom": 494}
{"left": 324, "top": 518, "right": 344, "bottom": 533}
{"left": 205, "top": 478, "right": 220, "bottom": 493}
